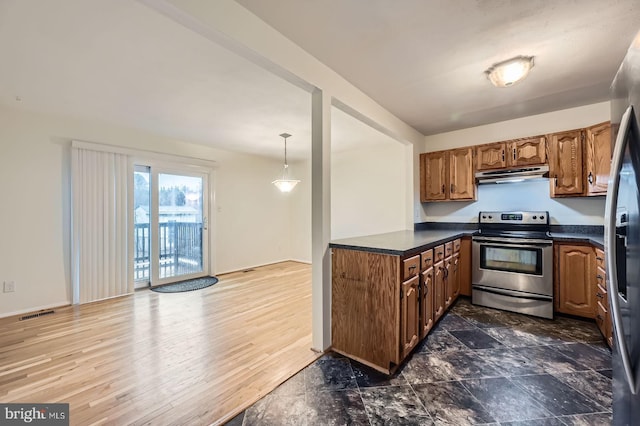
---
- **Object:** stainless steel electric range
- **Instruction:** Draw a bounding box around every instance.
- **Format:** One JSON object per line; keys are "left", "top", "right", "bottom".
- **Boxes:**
{"left": 472, "top": 210, "right": 553, "bottom": 319}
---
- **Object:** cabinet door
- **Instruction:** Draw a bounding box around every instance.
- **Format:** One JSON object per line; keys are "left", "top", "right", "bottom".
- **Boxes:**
{"left": 449, "top": 147, "right": 476, "bottom": 200}
{"left": 459, "top": 237, "right": 472, "bottom": 297}
{"left": 434, "top": 260, "right": 445, "bottom": 321}
{"left": 585, "top": 122, "right": 611, "bottom": 196}
{"left": 420, "top": 268, "right": 434, "bottom": 339}
{"left": 508, "top": 136, "right": 546, "bottom": 167}
{"left": 421, "top": 151, "right": 448, "bottom": 201}
{"left": 549, "top": 130, "right": 584, "bottom": 196}
{"left": 444, "top": 258, "right": 453, "bottom": 308}
{"left": 401, "top": 275, "right": 420, "bottom": 358}
{"left": 475, "top": 143, "right": 506, "bottom": 171}
{"left": 557, "top": 244, "right": 595, "bottom": 318}
{"left": 452, "top": 253, "right": 460, "bottom": 299}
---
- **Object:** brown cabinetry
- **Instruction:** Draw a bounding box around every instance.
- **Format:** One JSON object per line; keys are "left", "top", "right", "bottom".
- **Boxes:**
{"left": 459, "top": 237, "right": 472, "bottom": 296}
{"left": 476, "top": 136, "right": 546, "bottom": 171}
{"left": 549, "top": 122, "right": 611, "bottom": 198}
{"left": 420, "top": 266, "right": 434, "bottom": 339}
{"left": 555, "top": 243, "right": 596, "bottom": 318}
{"left": 585, "top": 122, "right": 612, "bottom": 196}
{"left": 549, "top": 130, "right": 584, "bottom": 196}
{"left": 331, "top": 236, "right": 467, "bottom": 374}
{"left": 594, "top": 247, "right": 613, "bottom": 347}
{"left": 420, "top": 148, "right": 475, "bottom": 202}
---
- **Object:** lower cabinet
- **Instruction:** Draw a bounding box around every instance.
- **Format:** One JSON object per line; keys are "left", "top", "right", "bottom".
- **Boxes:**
{"left": 401, "top": 275, "right": 420, "bottom": 358}
{"left": 331, "top": 237, "right": 466, "bottom": 374}
{"left": 420, "top": 266, "right": 434, "bottom": 339}
{"left": 594, "top": 248, "right": 613, "bottom": 347}
{"left": 555, "top": 243, "right": 596, "bottom": 318}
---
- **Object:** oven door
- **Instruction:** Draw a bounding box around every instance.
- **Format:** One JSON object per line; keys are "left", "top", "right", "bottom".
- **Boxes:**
{"left": 472, "top": 237, "right": 553, "bottom": 296}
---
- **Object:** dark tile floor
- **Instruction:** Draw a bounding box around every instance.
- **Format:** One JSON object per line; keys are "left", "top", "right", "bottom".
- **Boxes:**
{"left": 226, "top": 298, "right": 612, "bottom": 425}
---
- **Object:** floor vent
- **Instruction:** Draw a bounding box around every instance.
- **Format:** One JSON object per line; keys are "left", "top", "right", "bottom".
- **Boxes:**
{"left": 19, "top": 310, "right": 55, "bottom": 321}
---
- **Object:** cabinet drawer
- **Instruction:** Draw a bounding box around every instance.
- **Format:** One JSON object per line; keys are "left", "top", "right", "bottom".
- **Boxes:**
{"left": 596, "top": 266, "right": 606, "bottom": 288}
{"left": 434, "top": 244, "right": 445, "bottom": 262}
{"left": 595, "top": 248, "right": 605, "bottom": 270}
{"left": 453, "top": 239, "right": 461, "bottom": 253}
{"left": 445, "top": 242, "right": 453, "bottom": 258}
{"left": 421, "top": 249, "right": 433, "bottom": 270}
{"left": 596, "top": 300, "right": 608, "bottom": 337}
{"left": 403, "top": 255, "right": 420, "bottom": 279}
{"left": 596, "top": 283, "right": 608, "bottom": 308}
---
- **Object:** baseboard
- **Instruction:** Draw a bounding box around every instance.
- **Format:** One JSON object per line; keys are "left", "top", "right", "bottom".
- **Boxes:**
{"left": 0, "top": 301, "right": 71, "bottom": 320}
{"left": 216, "top": 258, "right": 311, "bottom": 275}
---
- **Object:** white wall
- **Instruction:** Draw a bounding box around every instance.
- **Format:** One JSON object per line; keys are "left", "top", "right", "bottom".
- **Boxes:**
{"left": 289, "top": 159, "right": 312, "bottom": 262}
{"left": 0, "top": 105, "right": 304, "bottom": 317}
{"left": 417, "top": 102, "right": 610, "bottom": 224}
{"left": 331, "top": 142, "right": 408, "bottom": 239}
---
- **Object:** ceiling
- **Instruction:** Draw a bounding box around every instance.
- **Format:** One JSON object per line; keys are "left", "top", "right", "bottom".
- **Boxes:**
{"left": 238, "top": 0, "right": 640, "bottom": 135}
{"left": 1, "top": 1, "right": 639, "bottom": 161}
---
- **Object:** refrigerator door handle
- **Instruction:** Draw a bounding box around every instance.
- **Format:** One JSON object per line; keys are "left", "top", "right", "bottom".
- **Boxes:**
{"left": 605, "top": 105, "right": 636, "bottom": 395}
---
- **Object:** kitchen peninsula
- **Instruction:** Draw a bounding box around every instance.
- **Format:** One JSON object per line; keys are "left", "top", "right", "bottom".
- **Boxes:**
{"left": 330, "top": 226, "right": 606, "bottom": 374}
{"left": 330, "top": 229, "right": 474, "bottom": 374}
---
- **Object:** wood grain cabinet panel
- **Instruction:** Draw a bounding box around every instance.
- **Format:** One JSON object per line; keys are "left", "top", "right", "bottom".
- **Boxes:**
{"left": 476, "top": 143, "right": 507, "bottom": 171}
{"left": 434, "top": 260, "right": 445, "bottom": 321}
{"left": 401, "top": 275, "right": 420, "bottom": 358}
{"left": 459, "top": 237, "right": 472, "bottom": 297}
{"left": 420, "top": 148, "right": 475, "bottom": 202}
{"left": 509, "top": 136, "right": 546, "bottom": 167}
{"left": 452, "top": 253, "right": 460, "bottom": 299}
{"left": 420, "top": 152, "right": 447, "bottom": 201}
{"left": 549, "top": 129, "right": 584, "bottom": 196}
{"left": 449, "top": 147, "right": 476, "bottom": 200}
{"left": 555, "top": 244, "right": 596, "bottom": 318}
{"left": 420, "top": 267, "right": 434, "bottom": 339}
{"left": 585, "top": 122, "right": 612, "bottom": 196}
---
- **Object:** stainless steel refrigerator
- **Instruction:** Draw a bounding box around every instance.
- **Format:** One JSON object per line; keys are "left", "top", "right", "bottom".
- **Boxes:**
{"left": 607, "top": 30, "right": 640, "bottom": 425}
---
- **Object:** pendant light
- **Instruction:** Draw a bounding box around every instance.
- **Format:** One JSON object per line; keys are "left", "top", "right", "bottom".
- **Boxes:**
{"left": 272, "top": 133, "right": 300, "bottom": 192}
{"left": 485, "top": 56, "right": 534, "bottom": 87}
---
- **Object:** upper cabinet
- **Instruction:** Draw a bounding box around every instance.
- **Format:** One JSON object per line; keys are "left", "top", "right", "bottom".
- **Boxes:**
{"left": 548, "top": 122, "right": 611, "bottom": 198}
{"left": 585, "top": 122, "right": 612, "bottom": 196}
{"left": 549, "top": 129, "right": 584, "bottom": 196}
{"left": 420, "top": 148, "right": 475, "bottom": 202}
{"left": 476, "top": 136, "right": 546, "bottom": 171}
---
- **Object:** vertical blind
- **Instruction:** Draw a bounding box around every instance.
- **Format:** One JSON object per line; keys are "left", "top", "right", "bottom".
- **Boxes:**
{"left": 71, "top": 146, "right": 131, "bottom": 304}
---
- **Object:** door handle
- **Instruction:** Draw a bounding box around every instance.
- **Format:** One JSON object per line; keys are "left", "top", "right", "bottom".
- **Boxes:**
{"left": 605, "top": 105, "right": 636, "bottom": 395}
{"left": 588, "top": 171, "right": 593, "bottom": 184}
{"left": 203, "top": 216, "right": 208, "bottom": 231}
{"left": 513, "top": 148, "right": 516, "bottom": 161}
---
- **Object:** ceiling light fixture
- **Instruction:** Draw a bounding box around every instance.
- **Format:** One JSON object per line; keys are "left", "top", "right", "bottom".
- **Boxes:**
{"left": 485, "top": 56, "right": 534, "bottom": 88}
{"left": 272, "top": 133, "right": 300, "bottom": 193}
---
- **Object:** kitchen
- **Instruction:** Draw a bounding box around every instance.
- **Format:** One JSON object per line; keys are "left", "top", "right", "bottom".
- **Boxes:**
{"left": 3, "top": 2, "right": 640, "bottom": 426}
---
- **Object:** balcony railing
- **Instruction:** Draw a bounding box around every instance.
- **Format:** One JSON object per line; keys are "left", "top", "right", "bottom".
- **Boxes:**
{"left": 134, "top": 222, "right": 203, "bottom": 281}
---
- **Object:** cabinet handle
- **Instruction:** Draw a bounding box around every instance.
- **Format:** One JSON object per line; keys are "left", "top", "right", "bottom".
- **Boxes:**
{"left": 442, "top": 184, "right": 445, "bottom": 194}
{"left": 597, "top": 292, "right": 604, "bottom": 299}
{"left": 588, "top": 171, "right": 593, "bottom": 184}
{"left": 513, "top": 148, "right": 516, "bottom": 161}
{"left": 450, "top": 183, "right": 454, "bottom": 193}
{"left": 424, "top": 284, "right": 428, "bottom": 296}
{"left": 597, "top": 314, "right": 603, "bottom": 323}
{"left": 502, "top": 149, "right": 505, "bottom": 161}
{"left": 597, "top": 274, "right": 604, "bottom": 280}
{"left": 596, "top": 256, "right": 604, "bottom": 261}
{"left": 554, "top": 174, "right": 558, "bottom": 187}
{"left": 409, "top": 266, "right": 416, "bottom": 272}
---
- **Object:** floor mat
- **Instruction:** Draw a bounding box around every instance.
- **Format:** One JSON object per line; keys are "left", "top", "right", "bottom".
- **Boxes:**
{"left": 150, "top": 276, "right": 218, "bottom": 293}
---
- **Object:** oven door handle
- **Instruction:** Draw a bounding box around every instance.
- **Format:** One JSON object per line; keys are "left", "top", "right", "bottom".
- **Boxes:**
{"left": 473, "top": 285, "right": 552, "bottom": 301}
{"left": 472, "top": 238, "right": 552, "bottom": 247}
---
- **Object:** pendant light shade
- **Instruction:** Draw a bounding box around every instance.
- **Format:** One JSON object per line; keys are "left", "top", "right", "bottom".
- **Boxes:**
{"left": 272, "top": 133, "right": 300, "bottom": 192}
{"left": 485, "top": 56, "right": 534, "bottom": 87}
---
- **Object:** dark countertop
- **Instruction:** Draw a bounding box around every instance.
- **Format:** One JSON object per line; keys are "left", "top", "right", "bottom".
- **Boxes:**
{"left": 330, "top": 229, "right": 605, "bottom": 256}
{"left": 329, "top": 230, "right": 475, "bottom": 256}
{"left": 550, "top": 233, "right": 604, "bottom": 249}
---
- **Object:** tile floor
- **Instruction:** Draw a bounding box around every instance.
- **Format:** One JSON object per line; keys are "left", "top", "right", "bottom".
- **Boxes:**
{"left": 227, "top": 298, "right": 612, "bottom": 425}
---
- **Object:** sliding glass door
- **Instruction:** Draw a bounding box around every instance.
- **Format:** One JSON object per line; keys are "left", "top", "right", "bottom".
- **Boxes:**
{"left": 133, "top": 165, "right": 209, "bottom": 287}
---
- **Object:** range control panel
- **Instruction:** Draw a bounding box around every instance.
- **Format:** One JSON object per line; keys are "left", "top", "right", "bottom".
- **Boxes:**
{"left": 478, "top": 211, "right": 550, "bottom": 225}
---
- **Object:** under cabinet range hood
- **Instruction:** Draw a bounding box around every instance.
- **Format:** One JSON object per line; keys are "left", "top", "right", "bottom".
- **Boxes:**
{"left": 475, "top": 165, "right": 549, "bottom": 184}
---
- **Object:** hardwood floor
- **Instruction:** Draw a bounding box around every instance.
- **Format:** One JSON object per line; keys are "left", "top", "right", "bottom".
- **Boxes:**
{"left": 0, "top": 261, "right": 318, "bottom": 425}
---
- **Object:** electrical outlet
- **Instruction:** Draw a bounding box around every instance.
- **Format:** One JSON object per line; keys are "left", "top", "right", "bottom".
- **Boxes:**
{"left": 3, "top": 281, "right": 15, "bottom": 293}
